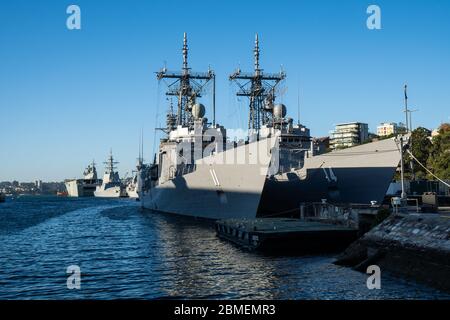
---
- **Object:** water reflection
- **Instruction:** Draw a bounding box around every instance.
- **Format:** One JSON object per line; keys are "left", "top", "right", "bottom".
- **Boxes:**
{"left": 0, "top": 197, "right": 448, "bottom": 300}
{"left": 147, "top": 213, "right": 279, "bottom": 299}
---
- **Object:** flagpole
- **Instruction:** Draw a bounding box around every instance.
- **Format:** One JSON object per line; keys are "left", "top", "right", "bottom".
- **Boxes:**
{"left": 404, "top": 84, "right": 409, "bottom": 132}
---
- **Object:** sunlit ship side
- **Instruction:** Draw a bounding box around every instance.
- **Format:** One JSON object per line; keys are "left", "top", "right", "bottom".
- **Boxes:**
{"left": 94, "top": 151, "right": 126, "bottom": 198}
{"left": 65, "top": 161, "right": 102, "bottom": 197}
{"left": 139, "top": 34, "right": 402, "bottom": 220}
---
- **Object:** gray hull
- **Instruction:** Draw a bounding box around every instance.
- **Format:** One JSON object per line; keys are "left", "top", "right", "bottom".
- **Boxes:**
{"left": 258, "top": 138, "right": 401, "bottom": 217}
{"left": 141, "top": 137, "right": 401, "bottom": 220}
{"left": 65, "top": 179, "right": 99, "bottom": 197}
{"left": 141, "top": 138, "right": 276, "bottom": 219}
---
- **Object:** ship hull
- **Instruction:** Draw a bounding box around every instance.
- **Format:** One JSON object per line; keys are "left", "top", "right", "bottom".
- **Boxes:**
{"left": 65, "top": 180, "right": 99, "bottom": 197}
{"left": 94, "top": 185, "right": 123, "bottom": 198}
{"left": 127, "top": 189, "right": 139, "bottom": 199}
{"left": 141, "top": 137, "right": 401, "bottom": 220}
{"left": 140, "top": 138, "right": 276, "bottom": 219}
{"left": 259, "top": 138, "right": 401, "bottom": 216}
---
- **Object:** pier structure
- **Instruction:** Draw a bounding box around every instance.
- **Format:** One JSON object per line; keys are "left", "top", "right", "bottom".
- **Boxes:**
{"left": 335, "top": 212, "right": 450, "bottom": 292}
{"left": 216, "top": 218, "right": 358, "bottom": 253}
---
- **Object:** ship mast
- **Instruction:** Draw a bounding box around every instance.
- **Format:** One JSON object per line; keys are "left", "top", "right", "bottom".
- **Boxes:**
{"left": 105, "top": 149, "right": 118, "bottom": 174}
{"left": 229, "top": 34, "right": 286, "bottom": 135}
{"left": 156, "top": 33, "right": 215, "bottom": 129}
{"left": 138, "top": 129, "right": 144, "bottom": 167}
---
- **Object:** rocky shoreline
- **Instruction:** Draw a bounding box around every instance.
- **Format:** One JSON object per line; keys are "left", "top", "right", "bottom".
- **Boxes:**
{"left": 335, "top": 213, "right": 450, "bottom": 292}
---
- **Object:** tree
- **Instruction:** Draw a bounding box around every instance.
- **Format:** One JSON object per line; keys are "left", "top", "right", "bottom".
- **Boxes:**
{"left": 408, "top": 127, "right": 432, "bottom": 179}
{"left": 427, "top": 124, "right": 450, "bottom": 180}
{"left": 438, "top": 123, "right": 450, "bottom": 133}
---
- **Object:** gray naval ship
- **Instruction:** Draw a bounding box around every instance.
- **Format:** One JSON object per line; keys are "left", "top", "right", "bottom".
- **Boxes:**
{"left": 65, "top": 161, "right": 102, "bottom": 197}
{"left": 139, "top": 33, "right": 402, "bottom": 219}
{"left": 94, "top": 150, "right": 126, "bottom": 198}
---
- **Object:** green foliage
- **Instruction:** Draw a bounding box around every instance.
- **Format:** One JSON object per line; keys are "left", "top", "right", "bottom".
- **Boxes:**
{"left": 438, "top": 123, "right": 450, "bottom": 133}
{"left": 407, "top": 127, "right": 432, "bottom": 178}
{"left": 397, "top": 126, "right": 408, "bottom": 134}
{"left": 427, "top": 127, "right": 450, "bottom": 179}
{"left": 334, "top": 145, "right": 350, "bottom": 150}
{"left": 378, "top": 133, "right": 395, "bottom": 140}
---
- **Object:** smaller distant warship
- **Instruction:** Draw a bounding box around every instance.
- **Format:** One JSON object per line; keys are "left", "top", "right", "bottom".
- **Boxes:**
{"left": 94, "top": 150, "right": 126, "bottom": 198}
{"left": 65, "top": 161, "right": 102, "bottom": 197}
{"left": 126, "top": 159, "right": 143, "bottom": 199}
{"left": 126, "top": 133, "right": 145, "bottom": 199}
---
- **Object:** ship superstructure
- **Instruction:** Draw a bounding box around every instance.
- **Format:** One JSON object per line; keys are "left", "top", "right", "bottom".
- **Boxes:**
{"left": 229, "top": 34, "right": 312, "bottom": 173}
{"left": 126, "top": 135, "right": 145, "bottom": 199}
{"left": 140, "top": 34, "right": 402, "bottom": 219}
{"left": 94, "top": 150, "right": 125, "bottom": 198}
{"left": 65, "top": 161, "right": 102, "bottom": 197}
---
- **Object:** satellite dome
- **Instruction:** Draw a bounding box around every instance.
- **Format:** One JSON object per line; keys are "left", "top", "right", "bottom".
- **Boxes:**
{"left": 191, "top": 103, "right": 206, "bottom": 119}
{"left": 273, "top": 104, "right": 287, "bottom": 119}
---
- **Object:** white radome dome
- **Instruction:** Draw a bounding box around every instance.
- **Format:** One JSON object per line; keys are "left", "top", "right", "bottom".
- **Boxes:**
{"left": 273, "top": 104, "right": 287, "bottom": 119}
{"left": 192, "top": 103, "right": 206, "bottom": 119}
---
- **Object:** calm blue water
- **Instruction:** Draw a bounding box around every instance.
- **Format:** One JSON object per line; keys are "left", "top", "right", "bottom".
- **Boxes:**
{"left": 0, "top": 196, "right": 448, "bottom": 300}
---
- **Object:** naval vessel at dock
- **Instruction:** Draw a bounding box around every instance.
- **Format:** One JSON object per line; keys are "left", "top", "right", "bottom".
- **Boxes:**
{"left": 139, "top": 33, "right": 402, "bottom": 220}
{"left": 126, "top": 141, "right": 145, "bottom": 199}
{"left": 65, "top": 161, "right": 102, "bottom": 197}
{"left": 94, "top": 151, "right": 127, "bottom": 198}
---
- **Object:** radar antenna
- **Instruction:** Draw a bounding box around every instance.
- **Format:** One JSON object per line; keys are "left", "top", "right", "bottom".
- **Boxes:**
{"left": 104, "top": 149, "right": 119, "bottom": 173}
{"left": 156, "top": 33, "right": 215, "bottom": 129}
{"left": 229, "top": 34, "right": 286, "bottom": 135}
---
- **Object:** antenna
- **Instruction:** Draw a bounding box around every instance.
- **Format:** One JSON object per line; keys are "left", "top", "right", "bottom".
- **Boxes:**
{"left": 142, "top": 129, "right": 144, "bottom": 160}
{"left": 105, "top": 148, "right": 118, "bottom": 168}
{"left": 182, "top": 32, "right": 188, "bottom": 73}
{"left": 138, "top": 128, "right": 144, "bottom": 162}
{"left": 156, "top": 33, "right": 214, "bottom": 128}
{"left": 229, "top": 34, "right": 286, "bottom": 135}
{"left": 297, "top": 83, "right": 301, "bottom": 125}
{"left": 297, "top": 74, "right": 300, "bottom": 125}
{"left": 404, "top": 84, "right": 409, "bottom": 132}
{"left": 212, "top": 70, "right": 216, "bottom": 127}
{"left": 138, "top": 131, "right": 141, "bottom": 160}
{"left": 254, "top": 33, "right": 260, "bottom": 74}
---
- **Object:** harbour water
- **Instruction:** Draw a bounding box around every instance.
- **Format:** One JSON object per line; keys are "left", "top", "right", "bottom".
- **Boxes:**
{"left": 0, "top": 196, "right": 448, "bottom": 300}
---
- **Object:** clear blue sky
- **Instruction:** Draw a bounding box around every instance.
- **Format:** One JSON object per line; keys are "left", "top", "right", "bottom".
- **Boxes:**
{"left": 1, "top": 0, "right": 449, "bottom": 181}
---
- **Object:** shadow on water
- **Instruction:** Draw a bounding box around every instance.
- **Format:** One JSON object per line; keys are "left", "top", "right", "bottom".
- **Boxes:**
{"left": 0, "top": 196, "right": 116, "bottom": 235}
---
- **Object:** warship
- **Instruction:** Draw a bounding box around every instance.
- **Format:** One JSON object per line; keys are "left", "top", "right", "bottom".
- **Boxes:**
{"left": 65, "top": 161, "right": 102, "bottom": 197}
{"left": 126, "top": 138, "right": 145, "bottom": 199}
{"left": 94, "top": 151, "right": 126, "bottom": 198}
{"left": 139, "top": 33, "right": 402, "bottom": 219}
